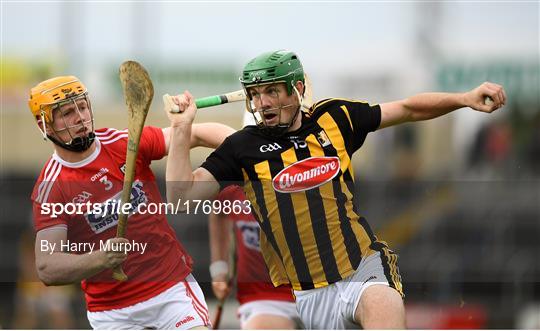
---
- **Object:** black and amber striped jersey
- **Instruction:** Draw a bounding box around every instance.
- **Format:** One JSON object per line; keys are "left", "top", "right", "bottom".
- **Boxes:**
{"left": 201, "top": 98, "right": 395, "bottom": 291}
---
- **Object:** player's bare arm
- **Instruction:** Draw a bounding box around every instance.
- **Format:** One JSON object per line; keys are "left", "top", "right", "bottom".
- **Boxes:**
{"left": 35, "top": 228, "right": 128, "bottom": 286}
{"left": 164, "top": 91, "right": 221, "bottom": 208}
{"left": 208, "top": 212, "right": 232, "bottom": 301}
{"left": 379, "top": 81, "right": 507, "bottom": 129}
{"left": 162, "top": 122, "right": 235, "bottom": 154}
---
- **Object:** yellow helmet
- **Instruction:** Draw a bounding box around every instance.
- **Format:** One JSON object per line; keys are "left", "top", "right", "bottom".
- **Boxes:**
{"left": 28, "top": 76, "right": 87, "bottom": 123}
{"left": 28, "top": 76, "right": 95, "bottom": 152}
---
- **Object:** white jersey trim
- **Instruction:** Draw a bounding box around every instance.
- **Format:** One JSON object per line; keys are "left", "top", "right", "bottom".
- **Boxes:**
{"left": 96, "top": 128, "right": 128, "bottom": 141}
{"left": 94, "top": 128, "right": 117, "bottom": 137}
{"left": 36, "top": 159, "right": 59, "bottom": 203}
{"left": 52, "top": 139, "right": 101, "bottom": 169}
{"left": 36, "top": 224, "right": 68, "bottom": 235}
{"left": 95, "top": 128, "right": 127, "bottom": 136}
{"left": 42, "top": 163, "right": 62, "bottom": 203}
{"left": 101, "top": 134, "right": 128, "bottom": 145}
{"left": 96, "top": 128, "right": 129, "bottom": 145}
{"left": 37, "top": 160, "right": 62, "bottom": 204}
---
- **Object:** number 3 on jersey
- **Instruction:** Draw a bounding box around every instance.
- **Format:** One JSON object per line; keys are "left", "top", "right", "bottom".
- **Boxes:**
{"left": 99, "top": 176, "right": 113, "bottom": 191}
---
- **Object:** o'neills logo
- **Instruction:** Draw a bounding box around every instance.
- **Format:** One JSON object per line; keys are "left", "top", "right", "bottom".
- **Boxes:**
{"left": 175, "top": 315, "right": 195, "bottom": 328}
{"left": 273, "top": 156, "right": 340, "bottom": 193}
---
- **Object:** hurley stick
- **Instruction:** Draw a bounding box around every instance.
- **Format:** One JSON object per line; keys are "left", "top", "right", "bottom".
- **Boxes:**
{"left": 112, "top": 61, "right": 154, "bottom": 281}
{"left": 163, "top": 73, "right": 313, "bottom": 112}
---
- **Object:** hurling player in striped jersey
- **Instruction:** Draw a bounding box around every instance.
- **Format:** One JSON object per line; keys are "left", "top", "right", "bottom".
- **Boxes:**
{"left": 29, "top": 76, "right": 234, "bottom": 329}
{"left": 207, "top": 112, "right": 302, "bottom": 330}
{"left": 165, "top": 50, "right": 506, "bottom": 329}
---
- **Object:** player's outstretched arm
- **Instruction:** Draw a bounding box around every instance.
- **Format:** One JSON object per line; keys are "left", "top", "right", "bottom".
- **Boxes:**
{"left": 35, "top": 228, "right": 128, "bottom": 285}
{"left": 164, "top": 91, "right": 220, "bottom": 210}
{"left": 379, "top": 82, "right": 506, "bottom": 129}
{"left": 162, "top": 122, "right": 236, "bottom": 154}
{"left": 191, "top": 123, "right": 236, "bottom": 149}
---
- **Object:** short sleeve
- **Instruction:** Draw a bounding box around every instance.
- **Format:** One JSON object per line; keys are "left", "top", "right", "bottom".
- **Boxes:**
{"left": 200, "top": 137, "right": 243, "bottom": 190}
{"left": 349, "top": 102, "right": 381, "bottom": 133}
{"left": 312, "top": 98, "right": 381, "bottom": 152}
{"left": 32, "top": 200, "right": 68, "bottom": 232}
{"left": 346, "top": 101, "right": 381, "bottom": 151}
{"left": 138, "top": 126, "right": 166, "bottom": 162}
{"left": 31, "top": 181, "right": 68, "bottom": 232}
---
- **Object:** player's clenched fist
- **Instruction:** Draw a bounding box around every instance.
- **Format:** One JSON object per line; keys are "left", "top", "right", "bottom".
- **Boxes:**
{"left": 211, "top": 275, "right": 231, "bottom": 301}
{"left": 97, "top": 238, "right": 129, "bottom": 269}
{"left": 164, "top": 90, "right": 198, "bottom": 127}
{"left": 464, "top": 81, "right": 507, "bottom": 113}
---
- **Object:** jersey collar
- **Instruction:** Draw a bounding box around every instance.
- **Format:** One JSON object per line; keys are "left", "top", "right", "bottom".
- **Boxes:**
{"left": 52, "top": 138, "right": 101, "bottom": 168}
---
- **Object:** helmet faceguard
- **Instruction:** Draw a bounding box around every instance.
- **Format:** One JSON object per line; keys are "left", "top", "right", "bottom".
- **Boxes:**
{"left": 28, "top": 76, "right": 95, "bottom": 152}
{"left": 240, "top": 50, "right": 305, "bottom": 137}
{"left": 243, "top": 81, "right": 304, "bottom": 137}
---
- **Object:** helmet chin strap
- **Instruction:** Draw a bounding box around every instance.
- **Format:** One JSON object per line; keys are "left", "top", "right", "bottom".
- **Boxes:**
{"left": 39, "top": 112, "right": 48, "bottom": 140}
{"left": 47, "top": 132, "right": 96, "bottom": 152}
{"left": 273, "top": 84, "right": 302, "bottom": 134}
{"left": 288, "top": 84, "right": 304, "bottom": 127}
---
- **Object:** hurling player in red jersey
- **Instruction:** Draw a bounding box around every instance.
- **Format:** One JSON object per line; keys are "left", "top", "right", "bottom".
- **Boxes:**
{"left": 209, "top": 185, "right": 302, "bottom": 329}
{"left": 29, "top": 76, "right": 234, "bottom": 329}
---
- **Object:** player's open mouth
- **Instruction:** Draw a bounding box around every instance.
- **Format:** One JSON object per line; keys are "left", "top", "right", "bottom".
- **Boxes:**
{"left": 264, "top": 113, "right": 277, "bottom": 121}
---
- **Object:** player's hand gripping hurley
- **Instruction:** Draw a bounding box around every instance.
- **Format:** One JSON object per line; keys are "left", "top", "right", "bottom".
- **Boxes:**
{"left": 212, "top": 228, "right": 237, "bottom": 330}
{"left": 112, "top": 61, "right": 154, "bottom": 281}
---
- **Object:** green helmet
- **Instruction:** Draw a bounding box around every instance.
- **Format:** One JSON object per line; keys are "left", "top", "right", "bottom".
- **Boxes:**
{"left": 240, "top": 50, "right": 304, "bottom": 95}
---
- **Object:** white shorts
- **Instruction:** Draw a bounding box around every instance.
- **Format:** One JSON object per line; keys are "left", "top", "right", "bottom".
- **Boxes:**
{"left": 87, "top": 274, "right": 210, "bottom": 330}
{"left": 294, "top": 251, "right": 401, "bottom": 329}
{"left": 237, "top": 300, "right": 302, "bottom": 329}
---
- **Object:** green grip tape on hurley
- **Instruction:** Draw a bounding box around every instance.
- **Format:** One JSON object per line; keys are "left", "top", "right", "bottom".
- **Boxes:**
{"left": 195, "top": 95, "right": 224, "bottom": 109}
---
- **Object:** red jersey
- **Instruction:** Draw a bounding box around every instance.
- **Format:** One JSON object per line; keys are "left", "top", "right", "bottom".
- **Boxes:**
{"left": 31, "top": 127, "right": 193, "bottom": 312}
{"left": 217, "top": 186, "right": 294, "bottom": 304}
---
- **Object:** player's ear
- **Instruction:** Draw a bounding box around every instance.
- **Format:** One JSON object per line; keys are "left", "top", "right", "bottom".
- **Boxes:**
{"left": 36, "top": 116, "right": 43, "bottom": 130}
{"left": 36, "top": 116, "right": 51, "bottom": 135}
{"left": 295, "top": 81, "right": 305, "bottom": 97}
